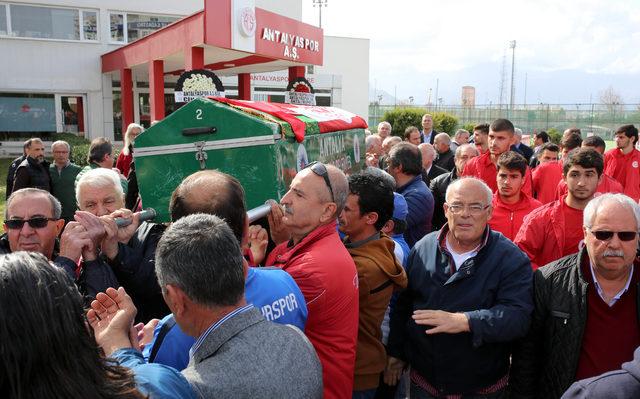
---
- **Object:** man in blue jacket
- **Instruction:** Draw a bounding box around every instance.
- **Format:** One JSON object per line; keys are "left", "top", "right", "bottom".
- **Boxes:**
{"left": 385, "top": 177, "right": 533, "bottom": 397}
{"left": 386, "top": 142, "right": 434, "bottom": 247}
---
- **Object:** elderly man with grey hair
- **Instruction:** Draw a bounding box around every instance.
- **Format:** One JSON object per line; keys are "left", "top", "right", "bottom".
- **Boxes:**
{"left": 366, "top": 134, "right": 383, "bottom": 168}
{"left": 265, "top": 162, "right": 358, "bottom": 399}
{"left": 511, "top": 127, "right": 534, "bottom": 161}
{"left": 151, "top": 213, "right": 322, "bottom": 398}
{"left": 511, "top": 193, "right": 640, "bottom": 398}
{"left": 450, "top": 129, "right": 470, "bottom": 153}
{"left": 50, "top": 140, "right": 82, "bottom": 223}
{"left": 418, "top": 143, "right": 448, "bottom": 187}
{"left": 377, "top": 121, "right": 392, "bottom": 139}
{"left": 386, "top": 177, "right": 533, "bottom": 397}
{"left": 433, "top": 132, "right": 456, "bottom": 171}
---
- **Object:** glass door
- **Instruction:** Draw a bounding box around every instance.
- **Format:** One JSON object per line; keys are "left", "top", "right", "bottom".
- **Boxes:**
{"left": 56, "top": 94, "right": 86, "bottom": 136}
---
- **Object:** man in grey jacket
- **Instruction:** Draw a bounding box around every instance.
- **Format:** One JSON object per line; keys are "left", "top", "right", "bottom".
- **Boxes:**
{"left": 155, "top": 213, "right": 323, "bottom": 399}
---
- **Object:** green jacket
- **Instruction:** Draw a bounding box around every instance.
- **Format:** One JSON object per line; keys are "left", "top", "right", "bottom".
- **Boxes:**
{"left": 50, "top": 162, "right": 82, "bottom": 222}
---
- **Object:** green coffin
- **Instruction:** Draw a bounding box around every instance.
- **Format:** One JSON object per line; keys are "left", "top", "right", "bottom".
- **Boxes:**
{"left": 134, "top": 98, "right": 367, "bottom": 222}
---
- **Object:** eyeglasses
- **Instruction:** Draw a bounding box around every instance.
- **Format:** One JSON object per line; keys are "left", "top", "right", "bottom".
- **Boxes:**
{"left": 446, "top": 203, "right": 490, "bottom": 215}
{"left": 590, "top": 230, "right": 638, "bottom": 242}
{"left": 4, "top": 217, "right": 58, "bottom": 230}
{"left": 305, "top": 161, "right": 334, "bottom": 202}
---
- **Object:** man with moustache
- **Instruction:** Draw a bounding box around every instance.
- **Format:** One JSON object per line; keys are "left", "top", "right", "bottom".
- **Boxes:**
{"left": 515, "top": 148, "right": 603, "bottom": 270}
{"left": 510, "top": 193, "right": 640, "bottom": 398}
{"left": 266, "top": 162, "right": 359, "bottom": 399}
{"left": 12, "top": 138, "right": 52, "bottom": 193}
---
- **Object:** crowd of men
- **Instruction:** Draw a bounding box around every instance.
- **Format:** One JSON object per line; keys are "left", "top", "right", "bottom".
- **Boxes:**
{"left": 2, "top": 117, "right": 640, "bottom": 399}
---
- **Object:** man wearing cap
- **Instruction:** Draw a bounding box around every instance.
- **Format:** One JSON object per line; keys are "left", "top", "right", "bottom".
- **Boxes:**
{"left": 339, "top": 170, "right": 407, "bottom": 396}
{"left": 266, "top": 162, "right": 359, "bottom": 399}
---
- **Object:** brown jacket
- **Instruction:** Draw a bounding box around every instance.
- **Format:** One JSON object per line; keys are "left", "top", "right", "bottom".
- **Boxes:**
{"left": 346, "top": 233, "right": 408, "bottom": 390}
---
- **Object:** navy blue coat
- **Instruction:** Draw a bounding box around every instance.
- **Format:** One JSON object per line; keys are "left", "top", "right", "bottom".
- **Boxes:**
{"left": 388, "top": 227, "right": 533, "bottom": 394}
{"left": 397, "top": 175, "right": 434, "bottom": 248}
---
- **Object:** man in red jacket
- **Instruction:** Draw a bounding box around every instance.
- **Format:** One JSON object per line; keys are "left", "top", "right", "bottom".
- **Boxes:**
{"left": 463, "top": 118, "right": 533, "bottom": 195}
{"left": 472, "top": 123, "right": 490, "bottom": 154}
{"left": 266, "top": 162, "right": 359, "bottom": 399}
{"left": 556, "top": 135, "right": 623, "bottom": 198}
{"left": 489, "top": 152, "right": 542, "bottom": 241}
{"left": 604, "top": 124, "right": 640, "bottom": 202}
{"left": 515, "top": 148, "right": 603, "bottom": 269}
{"left": 532, "top": 132, "right": 582, "bottom": 204}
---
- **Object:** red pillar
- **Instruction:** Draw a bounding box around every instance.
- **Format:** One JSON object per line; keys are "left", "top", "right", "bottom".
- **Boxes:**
{"left": 121, "top": 68, "right": 134, "bottom": 133}
{"left": 149, "top": 60, "right": 165, "bottom": 121}
{"left": 238, "top": 73, "right": 251, "bottom": 100}
{"left": 288, "top": 66, "right": 305, "bottom": 81}
{"left": 185, "top": 46, "right": 204, "bottom": 71}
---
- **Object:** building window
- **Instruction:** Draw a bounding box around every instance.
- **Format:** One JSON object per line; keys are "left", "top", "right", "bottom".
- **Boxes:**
{"left": 127, "top": 13, "right": 178, "bottom": 42}
{"left": 109, "top": 12, "right": 179, "bottom": 43}
{"left": 0, "top": 4, "right": 7, "bottom": 36}
{"left": 0, "top": 93, "right": 56, "bottom": 135}
{"left": 82, "top": 10, "right": 97, "bottom": 41}
{"left": 110, "top": 12, "right": 124, "bottom": 42}
{"left": 3, "top": 4, "right": 98, "bottom": 41}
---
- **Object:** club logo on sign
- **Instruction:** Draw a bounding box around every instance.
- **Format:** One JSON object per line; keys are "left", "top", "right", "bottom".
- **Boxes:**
{"left": 239, "top": 7, "right": 256, "bottom": 37}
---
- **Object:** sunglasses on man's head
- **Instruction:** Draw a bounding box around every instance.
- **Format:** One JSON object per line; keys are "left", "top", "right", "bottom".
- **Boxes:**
{"left": 305, "top": 161, "right": 334, "bottom": 202}
{"left": 4, "top": 217, "right": 57, "bottom": 230}
{"left": 591, "top": 230, "right": 638, "bottom": 242}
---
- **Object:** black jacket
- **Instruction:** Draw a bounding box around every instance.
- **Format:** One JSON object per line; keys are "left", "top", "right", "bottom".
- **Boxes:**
{"left": 6, "top": 155, "right": 25, "bottom": 199}
{"left": 512, "top": 144, "right": 534, "bottom": 162}
{"left": 13, "top": 156, "right": 51, "bottom": 193}
{"left": 509, "top": 248, "right": 640, "bottom": 398}
{"left": 421, "top": 164, "right": 448, "bottom": 188}
{"left": 429, "top": 169, "right": 458, "bottom": 231}
{"left": 434, "top": 149, "right": 455, "bottom": 172}
{"left": 106, "top": 222, "right": 170, "bottom": 323}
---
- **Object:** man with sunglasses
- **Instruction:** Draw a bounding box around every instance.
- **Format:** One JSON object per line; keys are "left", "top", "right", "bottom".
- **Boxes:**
{"left": 266, "top": 161, "right": 359, "bottom": 399}
{"left": 0, "top": 188, "right": 118, "bottom": 301}
{"left": 510, "top": 193, "right": 640, "bottom": 398}
{"left": 515, "top": 148, "right": 603, "bottom": 270}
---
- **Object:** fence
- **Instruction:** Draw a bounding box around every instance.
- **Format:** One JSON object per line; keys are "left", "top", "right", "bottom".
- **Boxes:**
{"left": 368, "top": 103, "right": 640, "bottom": 139}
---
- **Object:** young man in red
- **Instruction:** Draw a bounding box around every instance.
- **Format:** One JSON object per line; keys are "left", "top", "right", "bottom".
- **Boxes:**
{"left": 463, "top": 118, "right": 533, "bottom": 195}
{"left": 556, "top": 135, "right": 623, "bottom": 198}
{"left": 489, "top": 152, "right": 542, "bottom": 241}
{"left": 604, "top": 124, "right": 640, "bottom": 201}
{"left": 532, "top": 132, "right": 581, "bottom": 204}
{"left": 515, "top": 147, "right": 603, "bottom": 269}
{"left": 472, "top": 123, "right": 489, "bottom": 154}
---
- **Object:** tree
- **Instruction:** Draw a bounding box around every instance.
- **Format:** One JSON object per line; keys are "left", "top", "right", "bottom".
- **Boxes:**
{"left": 599, "top": 86, "right": 624, "bottom": 114}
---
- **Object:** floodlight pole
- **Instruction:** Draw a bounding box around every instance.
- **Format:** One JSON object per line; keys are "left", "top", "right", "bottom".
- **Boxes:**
{"left": 312, "top": 0, "right": 328, "bottom": 28}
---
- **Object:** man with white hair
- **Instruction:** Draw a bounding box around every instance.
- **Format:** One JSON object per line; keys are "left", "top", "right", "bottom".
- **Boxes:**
{"left": 418, "top": 143, "right": 447, "bottom": 187}
{"left": 450, "top": 129, "right": 470, "bottom": 153}
{"left": 377, "top": 121, "right": 392, "bottom": 140}
{"left": 510, "top": 193, "right": 640, "bottom": 398}
{"left": 76, "top": 167, "right": 168, "bottom": 323}
{"left": 386, "top": 177, "right": 533, "bottom": 397}
{"left": 511, "top": 128, "right": 534, "bottom": 161}
{"left": 365, "top": 134, "right": 383, "bottom": 168}
{"left": 433, "top": 133, "right": 456, "bottom": 171}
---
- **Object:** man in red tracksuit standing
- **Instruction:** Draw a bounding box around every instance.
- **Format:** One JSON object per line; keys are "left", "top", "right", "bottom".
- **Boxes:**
{"left": 515, "top": 148, "right": 603, "bottom": 269}
{"left": 604, "top": 124, "right": 640, "bottom": 202}
{"left": 489, "top": 152, "right": 542, "bottom": 241}
{"left": 266, "top": 162, "right": 359, "bottom": 399}
{"left": 463, "top": 118, "right": 533, "bottom": 196}
{"left": 532, "top": 132, "right": 582, "bottom": 204}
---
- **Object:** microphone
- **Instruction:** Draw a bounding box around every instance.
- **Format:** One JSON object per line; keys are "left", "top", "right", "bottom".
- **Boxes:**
{"left": 115, "top": 208, "right": 157, "bottom": 228}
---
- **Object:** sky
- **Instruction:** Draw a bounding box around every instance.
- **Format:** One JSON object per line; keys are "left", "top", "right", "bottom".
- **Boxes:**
{"left": 301, "top": 0, "right": 640, "bottom": 106}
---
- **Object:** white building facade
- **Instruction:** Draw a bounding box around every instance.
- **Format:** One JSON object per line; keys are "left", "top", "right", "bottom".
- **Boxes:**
{"left": 0, "top": 0, "right": 368, "bottom": 142}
